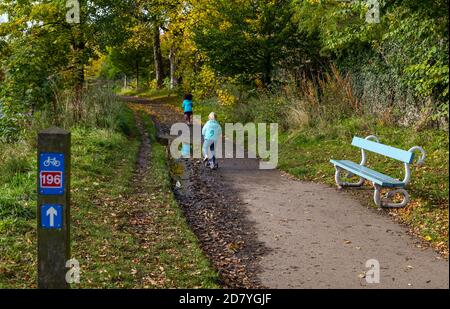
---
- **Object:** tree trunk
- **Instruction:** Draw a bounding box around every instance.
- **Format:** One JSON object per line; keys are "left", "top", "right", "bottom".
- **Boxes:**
{"left": 73, "top": 51, "right": 84, "bottom": 121}
{"left": 169, "top": 46, "right": 178, "bottom": 89}
{"left": 72, "top": 25, "right": 85, "bottom": 121}
{"left": 262, "top": 51, "right": 272, "bottom": 87}
{"left": 124, "top": 75, "right": 127, "bottom": 89}
{"left": 153, "top": 25, "right": 164, "bottom": 89}
{"left": 136, "top": 60, "right": 140, "bottom": 90}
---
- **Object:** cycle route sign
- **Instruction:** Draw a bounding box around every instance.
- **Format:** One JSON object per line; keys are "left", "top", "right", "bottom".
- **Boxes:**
{"left": 39, "top": 152, "right": 65, "bottom": 195}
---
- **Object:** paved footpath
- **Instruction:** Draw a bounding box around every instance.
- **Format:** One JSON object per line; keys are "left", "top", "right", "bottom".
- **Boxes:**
{"left": 219, "top": 157, "right": 449, "bottom": 288}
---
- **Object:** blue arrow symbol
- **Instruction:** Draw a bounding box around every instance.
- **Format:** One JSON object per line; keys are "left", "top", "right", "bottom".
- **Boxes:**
{"left": 46, "top": 207, "right": 58, "bottom": 227}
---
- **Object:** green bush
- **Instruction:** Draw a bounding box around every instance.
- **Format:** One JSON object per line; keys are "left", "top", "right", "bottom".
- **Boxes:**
{"left": 294, "top": 0, "right": 449, "bottom": 128}
{"left": 117, "top": 104, "right": 138, "bottom": 138}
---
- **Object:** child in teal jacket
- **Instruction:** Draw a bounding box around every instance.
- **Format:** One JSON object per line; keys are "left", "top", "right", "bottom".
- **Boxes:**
{"left": 182, "top": 94, "right": 193, "bottom": 124}
{"left": 202, "top": 112, "right": 222, "bottom": 169}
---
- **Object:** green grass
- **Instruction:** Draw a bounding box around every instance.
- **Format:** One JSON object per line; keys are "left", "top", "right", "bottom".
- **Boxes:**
{"left": 116, "top": 103, "right": 139, "bottom": 138}
{"left": 69, "top": 127, "right": 140, "bottom": 288}
{"left": 0, "top": 103, "right": 218, "bottom": 288}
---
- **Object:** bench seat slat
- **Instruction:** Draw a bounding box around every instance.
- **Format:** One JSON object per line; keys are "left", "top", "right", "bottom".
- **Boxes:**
{"left": 352, "top": 137, "right": 414, "bottom": 164}
{"left": 330, "top": 159, "right": 405, "bottom": 188}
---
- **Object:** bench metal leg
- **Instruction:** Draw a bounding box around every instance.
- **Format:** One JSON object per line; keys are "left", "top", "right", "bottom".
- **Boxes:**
{"left": 334, "top": 166, "right": 364, "bottom": 189}
{"left": 385, "top": 188, "right": 410, "bottom": 208}
{"left": 373, "top": 184, "right": 382, "bottom": 207}
{"left": 373, "top": 183, "right": 410, "bottom": 208}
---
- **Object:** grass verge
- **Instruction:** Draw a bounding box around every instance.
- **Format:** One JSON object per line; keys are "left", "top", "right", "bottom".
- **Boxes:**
{"left": 0, "top": 103, "right": 218, "bottom": 288}
{"left": 137, "top": 111, "right": 218, "bottom": 288}
{"left": 0, "top": 125, "right": 139, "bottom": 288}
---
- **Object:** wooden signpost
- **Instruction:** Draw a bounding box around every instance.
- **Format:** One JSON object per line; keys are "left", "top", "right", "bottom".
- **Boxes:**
{"left": 37, "top": 127, "right": 71, "bottom": 289}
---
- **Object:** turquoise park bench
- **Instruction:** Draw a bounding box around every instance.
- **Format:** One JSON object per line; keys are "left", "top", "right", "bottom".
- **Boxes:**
{"left": 330, "top": 135, "right": 426, "bottom": 208}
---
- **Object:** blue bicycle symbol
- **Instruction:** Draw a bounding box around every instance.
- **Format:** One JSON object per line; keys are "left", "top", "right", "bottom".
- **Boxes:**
{"left": 43, "top": 156, "right": 61, "bottom": 167}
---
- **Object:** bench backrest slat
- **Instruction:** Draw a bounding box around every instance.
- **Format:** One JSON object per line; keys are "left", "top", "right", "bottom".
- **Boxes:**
{"left": 352, "top": 137, "right": 414, "bottom": 164}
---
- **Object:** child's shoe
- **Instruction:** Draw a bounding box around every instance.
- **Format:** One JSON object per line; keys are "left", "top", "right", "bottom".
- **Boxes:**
{"left": 209, "top": 157, "right": 218, "bottom": 170}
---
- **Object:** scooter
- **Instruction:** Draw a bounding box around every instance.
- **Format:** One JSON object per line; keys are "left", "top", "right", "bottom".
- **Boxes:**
{"left": 203, "top": 156, "right": 219, "bottom": 170}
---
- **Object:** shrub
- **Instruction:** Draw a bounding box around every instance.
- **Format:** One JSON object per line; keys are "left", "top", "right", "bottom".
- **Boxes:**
{"left": 116, "top": 104, "right": 138, "bottom": 138}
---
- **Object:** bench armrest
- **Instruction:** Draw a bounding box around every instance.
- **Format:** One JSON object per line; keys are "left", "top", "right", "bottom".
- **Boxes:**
{"left": 408, "top": 146, "right": 426, "bottom": 165}
{"left": 403, "top": 146, "right": 426, "bottom": 185}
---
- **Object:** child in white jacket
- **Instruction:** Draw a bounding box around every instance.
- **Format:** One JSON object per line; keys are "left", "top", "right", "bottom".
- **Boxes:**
{"left": 202, "top": 112, "right": 222, "bottom": 169}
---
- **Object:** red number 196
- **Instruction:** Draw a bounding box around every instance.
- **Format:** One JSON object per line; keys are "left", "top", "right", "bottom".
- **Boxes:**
{"left": 40, "top": 171, "right": 63, "bottom": 188}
